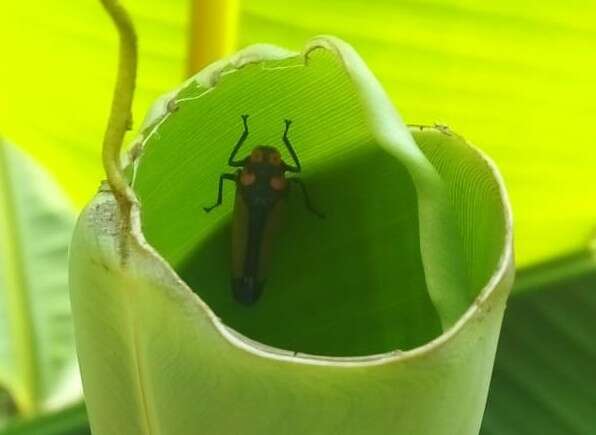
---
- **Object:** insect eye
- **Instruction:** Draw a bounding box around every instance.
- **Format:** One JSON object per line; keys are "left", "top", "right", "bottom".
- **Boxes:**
{"left": 270, "top": 176, "right": 286, "bottom": 191}
{"left": 269, "top": 153, "right": 281, "bottom": 165}
{"left": 250, "top": 149, "right": 264, "bottom": 162}
{"left": 240, "top": 170, "right": 256, "bottom": 186}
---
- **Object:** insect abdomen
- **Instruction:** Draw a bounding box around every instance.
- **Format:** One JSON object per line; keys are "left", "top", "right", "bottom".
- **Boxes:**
{"left": 231, "top": 188, "right": 284, "bottom": 305}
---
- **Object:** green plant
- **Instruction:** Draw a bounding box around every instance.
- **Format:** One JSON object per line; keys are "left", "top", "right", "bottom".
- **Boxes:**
{"left": 67, "top": 2, "right": 512, "bottom": 433}
{"left": 1, "top": 0, "right": 595, "bottom": 434}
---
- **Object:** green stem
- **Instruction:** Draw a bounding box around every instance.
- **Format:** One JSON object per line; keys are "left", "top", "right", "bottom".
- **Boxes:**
{"left": 0, "top": 141, "right": 39, "bottom": 415}
{"left": 187, "top": 0, "right": 239, "bottom": 76}
{"left": 99, "top": 0, "right": 137, "bottom": 207}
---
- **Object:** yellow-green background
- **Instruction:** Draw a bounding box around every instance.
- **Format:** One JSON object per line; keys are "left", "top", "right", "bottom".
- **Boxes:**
{"left": 0, "top": 1, "right": 595, "bottom": 434}
{"left": 1, "top": 0, "right": 594, "bottom": 268}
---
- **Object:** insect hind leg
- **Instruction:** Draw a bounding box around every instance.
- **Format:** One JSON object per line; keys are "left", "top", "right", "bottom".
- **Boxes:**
{"left": 282, "top": 119, "right": 302, "bottom": 173}
{"left": 288, "top": 177, "right": 325, "bottom": 218}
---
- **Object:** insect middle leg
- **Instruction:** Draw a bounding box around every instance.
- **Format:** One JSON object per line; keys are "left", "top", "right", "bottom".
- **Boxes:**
{"left": 288, "top": 177, "right": 325, "bottom": 218}
{"left": 204, "top": 173, "right": 236, "bottom": 212}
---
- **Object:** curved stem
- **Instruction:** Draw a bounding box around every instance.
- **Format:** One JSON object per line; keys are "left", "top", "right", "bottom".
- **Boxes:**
{"left": 100, "top": 0, "right": 137, "bottom": 205}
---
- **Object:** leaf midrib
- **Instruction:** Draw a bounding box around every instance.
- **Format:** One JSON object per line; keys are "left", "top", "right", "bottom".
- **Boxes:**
{"left": 0, "top": 141, "right": 39, "bottom": 415}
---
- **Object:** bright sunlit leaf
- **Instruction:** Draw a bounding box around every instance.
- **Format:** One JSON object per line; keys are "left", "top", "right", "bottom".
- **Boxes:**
{"left": 238, "top": 0, "right": 596, "bottom": 269}
{"left": 0, "top": 0, "right": 188, "bottom": 206}
{"left": 0, "top": 0, "right": 593, "bottom": 269}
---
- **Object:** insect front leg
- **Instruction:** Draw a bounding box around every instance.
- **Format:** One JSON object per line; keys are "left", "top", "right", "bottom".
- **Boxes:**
{"left": 204, "top": 173, "right": 236, "bottom": 212}
{"left": 282, "top": 119, "right": 302, "bottom": 173}
{"left": 288, "top": 177, "right": 325, "bottom": 218}
{"left": 228, "top": 114, "right": 250, "bottom": 167}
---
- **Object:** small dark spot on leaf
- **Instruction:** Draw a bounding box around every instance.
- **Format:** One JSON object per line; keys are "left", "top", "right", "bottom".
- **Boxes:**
{"left": 167, "top": 99, "right": 179, "bottom": 113}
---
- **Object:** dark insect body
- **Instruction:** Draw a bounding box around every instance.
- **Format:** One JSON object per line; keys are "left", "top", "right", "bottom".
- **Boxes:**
{"left": 204, "top": 115, "right": 324, "bottom": 305}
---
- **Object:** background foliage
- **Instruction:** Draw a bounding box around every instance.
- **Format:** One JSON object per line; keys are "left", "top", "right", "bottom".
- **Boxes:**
{"left": 0, "top": 0, "right": 594, "bottom": 433}
{"left": 1, "top": 0, "right": 594, "bottom": 267}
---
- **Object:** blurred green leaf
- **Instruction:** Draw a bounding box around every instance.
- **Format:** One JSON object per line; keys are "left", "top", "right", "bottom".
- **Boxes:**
{"left": 482, "top": 250, "right": 596, "bottom": 434}
{"left": 0, "top": 0, "right": 188, "bottom": 206}
{"left": 0, "top": 139, "right": 81, "bottom": 419}
{"left": 0, "top": 402, "right": 88, "bottom": 435}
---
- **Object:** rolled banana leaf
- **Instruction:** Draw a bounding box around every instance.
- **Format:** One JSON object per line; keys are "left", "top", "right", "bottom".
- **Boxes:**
{"left": 70, "top": 37, "right": 513, "bottom": 435}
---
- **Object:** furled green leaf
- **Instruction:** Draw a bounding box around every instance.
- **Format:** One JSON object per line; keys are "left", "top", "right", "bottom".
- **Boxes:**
{"left": 70, "top": 38, "right": 512, "bottom": 434}
{"left": 133, "top": 39, "right": 477, "bottom": 332}
{"left": 46, "top": 261, "right": 596, "bottom": 435}
{"left": 0, "top": 139, "right": 81, "bottom": 420}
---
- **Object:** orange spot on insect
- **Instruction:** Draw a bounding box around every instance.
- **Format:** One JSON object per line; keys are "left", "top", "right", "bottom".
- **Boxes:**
{"left": 250, "top": 149, "right": 264, "bottom": 163}
{"left": 240, "top": 170, "right": 256, "bottom": 186}
{"left": 268, "top": 152, "right": 282, "bottom": 166}
{"left": 270, "top": 176, "right": 286, "bottom": 191}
